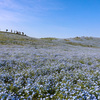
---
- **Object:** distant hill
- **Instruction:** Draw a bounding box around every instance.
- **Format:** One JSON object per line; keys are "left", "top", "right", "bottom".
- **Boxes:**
{"left": 64, "top": 36, "right": 100, "bottom": 48}
{"left": 0, "top": 31, "right": 100, "bottom": 48}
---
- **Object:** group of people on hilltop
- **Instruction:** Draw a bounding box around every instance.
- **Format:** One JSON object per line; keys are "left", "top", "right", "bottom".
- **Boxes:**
{"left": 6, "top": 29, "right": 26, "bottom": 36}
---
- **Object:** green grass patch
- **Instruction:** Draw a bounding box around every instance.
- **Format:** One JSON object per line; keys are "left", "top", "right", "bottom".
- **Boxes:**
{"left": 41, "top": 37, "right": 57, "bottom": 41}
{"left": 66, "top": 41, "right": 95, "bottom": 47}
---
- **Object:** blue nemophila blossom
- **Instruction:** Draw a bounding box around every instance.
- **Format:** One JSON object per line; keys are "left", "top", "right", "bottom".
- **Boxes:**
{"left": 0, "top": 40, "right": 100, "bottom": 99}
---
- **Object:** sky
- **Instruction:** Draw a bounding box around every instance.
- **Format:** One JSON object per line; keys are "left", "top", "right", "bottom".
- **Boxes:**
{"left": 0, "top": 0, "right": 100, "bottom": 38}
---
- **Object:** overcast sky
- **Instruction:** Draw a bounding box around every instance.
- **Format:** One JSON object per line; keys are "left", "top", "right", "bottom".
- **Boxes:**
{"left": 0, "top": 0, "right": 100, "bottom": 38}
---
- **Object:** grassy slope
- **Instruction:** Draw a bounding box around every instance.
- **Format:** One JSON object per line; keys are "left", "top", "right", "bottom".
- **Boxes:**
{"left": 64, "top": 36, "right": 100, "bottom": 48}
{"left": 0, "top": 31, "right": 41, "bottom": 45}
{"left": 0, "top": 31, "right": 100, "bottom": 48}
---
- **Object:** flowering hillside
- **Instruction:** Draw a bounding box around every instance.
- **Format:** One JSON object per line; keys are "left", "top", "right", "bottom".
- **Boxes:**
{"left": 0, "top": 32, "right": 100, "bottom": 99}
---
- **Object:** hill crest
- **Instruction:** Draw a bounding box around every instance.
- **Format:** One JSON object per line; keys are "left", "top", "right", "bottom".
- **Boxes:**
{"left": 0, "top": 31, "right": 100, "bottom": 48}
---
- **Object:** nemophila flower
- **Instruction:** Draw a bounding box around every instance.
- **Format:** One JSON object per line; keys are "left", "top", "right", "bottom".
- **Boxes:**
{"left": 0, "top": 42, "right": 100, "bottom": 99}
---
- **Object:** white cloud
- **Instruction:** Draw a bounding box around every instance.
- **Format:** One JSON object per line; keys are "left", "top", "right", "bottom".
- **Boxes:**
{"left": 0, "top": 0, "right": 64, "bottom": 31}
{"left": 0, "top": 0, "right": 29, "bottom": 23}
{"left": 0, "top": 10, "right": 20, "bottom": 22}
{"left": 0, "top": 0, "right": 23, "bottom": 10}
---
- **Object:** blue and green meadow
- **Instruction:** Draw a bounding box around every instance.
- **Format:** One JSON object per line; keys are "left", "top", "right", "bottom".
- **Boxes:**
{"left": 0, "top": 33, "right": 100, "bottom": 100}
